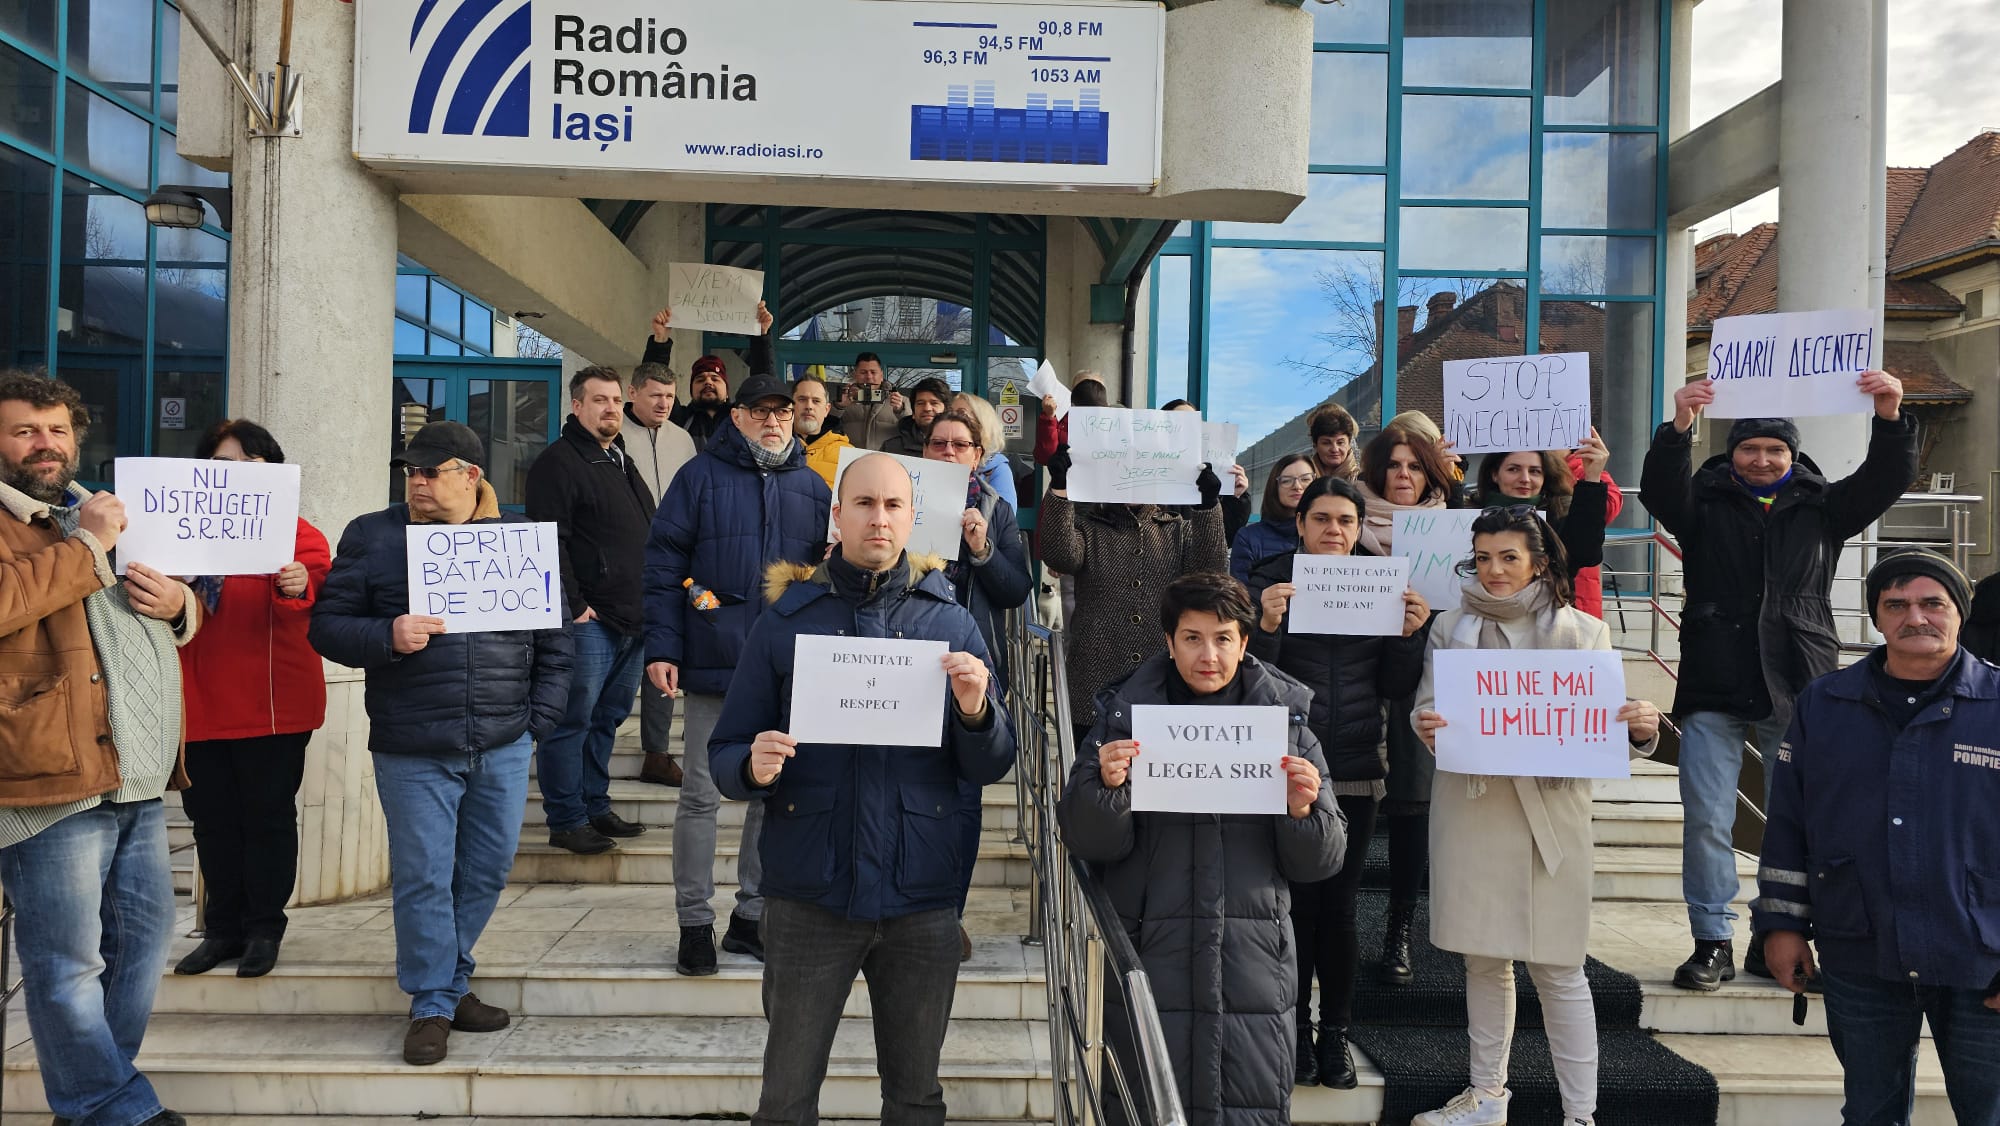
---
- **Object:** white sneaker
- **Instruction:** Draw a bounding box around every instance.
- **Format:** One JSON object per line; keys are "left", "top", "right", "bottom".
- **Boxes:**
{"left": 1412, "top": 1087, "right": 1512, "bottom": 1126}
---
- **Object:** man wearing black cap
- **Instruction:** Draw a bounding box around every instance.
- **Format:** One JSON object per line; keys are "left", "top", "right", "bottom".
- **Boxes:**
{"left": 1642, "top": 370, "right": 1917, "bottom": 990}
{"left": 1754, "top": 550, "right": 2000, "bottom": 1123}
{"left": 309, "top": 422, "right": 575, "bottom": 1066}
{"left": 643, "top": 373, "right": 830, "bottom": 976}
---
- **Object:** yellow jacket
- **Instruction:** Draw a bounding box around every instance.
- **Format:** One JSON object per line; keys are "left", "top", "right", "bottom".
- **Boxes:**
{"left": 804, "top": 429, "right": 852, "bottom": 489}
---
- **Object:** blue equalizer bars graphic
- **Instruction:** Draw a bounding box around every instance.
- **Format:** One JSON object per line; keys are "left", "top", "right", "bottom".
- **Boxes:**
{"left": 909, "top": 81, "right": 1110, "bottom": 166}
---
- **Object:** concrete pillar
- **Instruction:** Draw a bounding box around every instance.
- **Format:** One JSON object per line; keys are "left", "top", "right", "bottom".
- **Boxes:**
{"left": 1776, "top": 0, "right": 1885, "bottom": 478}
{"left": 223, "top": 0, "right": 399, "bottom": 903}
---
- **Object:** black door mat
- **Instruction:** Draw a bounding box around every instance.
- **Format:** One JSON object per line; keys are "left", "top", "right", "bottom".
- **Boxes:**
{"left": 1340, "top": 891, "right": 1645, "bottom": 1030}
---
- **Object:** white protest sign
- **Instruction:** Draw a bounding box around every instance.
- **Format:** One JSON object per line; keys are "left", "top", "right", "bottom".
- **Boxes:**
{"left": 1393, "top": 510, "right": 1481, "bottom": 611}
{"left": 1289, "top": 555, "right": 1410, "bottom": 636}
{"left": 826, "top": 447, "right": 973, "bottom": 560}
{"left": 1066, "top": 407, "right": 1202, "bottom": 505}
{"left": 1432, "top": 649, "right": 1631, "bottom": 779}
{"left": 1442, "top": 353, "right": 1592, "bottom": 455}
{"left": 1705, "top": 309, "right": 1877, "bottom": 419}
{"left": 405, "top": 522, "right": 563, "bottom": 634}
{"left": 113, "top": 458, "right": 301, "bottom": 576}
{"left": 1130, "top": 705, "right": 1289, "bottom": 815}
{"left": 666, "top": 263, "right": 765, "bottom": 334}
{"left": 788, "top": 634, "right": 949, "bottom": 746}
{"left": 1027, "top": 361, "right": 1072, "bottom": 420}
{"left": 1201, "top": 421, "right": 1240, "bottom": 467}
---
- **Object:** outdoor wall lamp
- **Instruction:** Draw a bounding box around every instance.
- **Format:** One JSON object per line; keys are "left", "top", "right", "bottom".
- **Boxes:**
{"left": 144, "top": 186, "right": 235, "bottom": 232}
{"left": 182, "top": 0, "right": 304, "bottom": 137}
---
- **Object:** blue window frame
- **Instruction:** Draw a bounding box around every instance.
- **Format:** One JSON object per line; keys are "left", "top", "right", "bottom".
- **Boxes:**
{"left": 1149, "top": 0, "right": 1668, "bottom": 522}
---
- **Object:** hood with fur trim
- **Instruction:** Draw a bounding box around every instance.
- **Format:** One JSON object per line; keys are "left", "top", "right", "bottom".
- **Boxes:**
{"left": 765, "top": 551, "right": 950, "bottom": 604}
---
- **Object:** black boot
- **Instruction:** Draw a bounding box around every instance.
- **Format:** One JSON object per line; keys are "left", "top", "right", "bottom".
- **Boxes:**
{"left": 1317, "top": 1023, "right": 1358, "bottom": 1090}
{"left": 1673, "top": 939, "right": 1735, "bottom": 991}
{"left": 1743, "top": 931, "right": 1772, "bottom": 979}
{"left": 1379, "top": 903, "right": 1415, "bottom": 987}
{"left": 677, "top": 925, "right": 718, "bottom": 976}
{"left": 173, "top": 936, "right": 244, "bottom": 976}
{"left": 1294, "top": 1021, "right": 1319, "bottom": 1087}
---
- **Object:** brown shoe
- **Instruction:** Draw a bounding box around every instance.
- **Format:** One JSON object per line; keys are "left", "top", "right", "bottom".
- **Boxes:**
{"left": 960, "top": 925, "right": 973, "bottom": 963}
{"left": 639, "top": 752, "right": 684, "bottom": 787}
{"left": 452, "top": 991, "right": 511, "bottom": 1032}
{"left": 403, "top": 1016, "right": 451, "bottom": 1066}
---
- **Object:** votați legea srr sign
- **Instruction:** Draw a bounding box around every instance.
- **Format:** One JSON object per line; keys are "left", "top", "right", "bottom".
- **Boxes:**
{"left": 353, "top": 0, "right": 1164, "bottom": 189}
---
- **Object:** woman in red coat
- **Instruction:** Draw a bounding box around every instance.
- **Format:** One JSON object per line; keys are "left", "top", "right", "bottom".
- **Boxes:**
{"left": 173, "top": 420, "right": 332, "bottom": 978}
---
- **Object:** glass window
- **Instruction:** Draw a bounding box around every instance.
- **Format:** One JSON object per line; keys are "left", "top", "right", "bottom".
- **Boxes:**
{"left": 1389, "top": 278, "right": 1527, "bottom": 432}
{"left": 0, "top": 146, "right": 52, "bottom": 366}
{"left": 64, "top": 82, "right": 151, "bottom": 190}
{"left": 1215, "top": 174, "right": 1384, "bottom": 243}
{"left": 158, "top": 1, "right": 180, "bottom": 122}
{"left": 390, "top": 376, "right": 449, "bottom": 499}
{"left": 1545, "top": 0, "right": 1660, "bottom": 126}
{"left": 395, "top": 274, "right": 427, "bottom": 320}
{"left": 1399, "top": 206, "right": 1528, "bottom": 271}
{"left": 150, "top": 366, "right": 223, "bottom": 457}
{"left": 65, "top": 366, "right": 120, "bottom": 483}
{"left": 1, "top": 44, "right": 58, "bottom": 151}
{"left": 1401, "top": 95, "right": 1530, "bottom": 200}
{"left": 463, "top": 302, "right": 493, "bottom": 354}
{"left": 428, "top": 278, "right": 462, "bottom": 336}
{"left": 1310, "top": 53, "right": 1387, "bottom": 166}
{"left": 154, "top": 130, "right": 226, "bottom": 190}
{"left": 1541, "top": 133, "right": 1657, "bottom": 229}
{"left": 1205, "top": 248, "right": 1383, "bottom": 488}
{"left": 1403, "top": 0, "right": 1532, "bottom": 89}
{"left": 393, "top": 318, "right": 426, "bottom": 355}
{"left": 1, "top": 1, "right": 57, "bottom": 53}
{"left": 1540, "top": 235, "right": 1655, "bottom": 294}
{"left": 1313, "top": 0, "right": 1387, "bottom": 42}
{"left": 1150, "top": 255, "right": 1191, "bottom": 407}
{"left": 467, "top": 379, "right": 550, "bottom": 506}
{"left": 1540, "top": 298, "right": 1653, "bottom": 521}
{"left": 67, "top": 0, "right": 155, "bottom": 111}
{"left": 427, "top": 332, "right": 461, "bottom": 357}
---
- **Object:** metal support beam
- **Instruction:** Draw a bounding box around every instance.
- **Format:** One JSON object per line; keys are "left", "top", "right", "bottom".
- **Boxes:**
{"left": 1100, "top": 219, "right": 1171, "bottom": 286}
{"left": 1666, "top": 82, "right": 1782, "bottom": 229}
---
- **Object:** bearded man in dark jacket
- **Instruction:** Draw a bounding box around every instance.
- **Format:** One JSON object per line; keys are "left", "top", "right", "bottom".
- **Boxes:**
{"left": 1640, "top": 369, "right": 1916, "bottom": 991}
{"left": 1059, "top": 572, "right": 1344, "bottom": 1126}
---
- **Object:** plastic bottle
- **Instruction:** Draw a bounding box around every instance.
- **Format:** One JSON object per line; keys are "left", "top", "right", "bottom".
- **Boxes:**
{"left": 683, "top": 577, "right": 721, "bottom": 610}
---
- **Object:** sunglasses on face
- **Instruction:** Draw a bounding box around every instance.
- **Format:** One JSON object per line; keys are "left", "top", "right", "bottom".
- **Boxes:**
{"left": 400, "top": 463, "right": 470, "bottom": 480}
{"left": 1484, "top": 503, "right": 1541, "bottom": 518}
{"left": 927, "top": 438, "right": 978, "bottom": 454}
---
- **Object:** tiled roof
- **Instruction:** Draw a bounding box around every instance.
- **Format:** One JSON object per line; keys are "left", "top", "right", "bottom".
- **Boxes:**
{"left": 1884, "top": 339, "right": 1974, "bottom": 404}
{"left": 1887, "top": 132, "right": 2000, "bottom": 276}
{"left": 1688, "top": 224, "right": 1778, "bottom": 329}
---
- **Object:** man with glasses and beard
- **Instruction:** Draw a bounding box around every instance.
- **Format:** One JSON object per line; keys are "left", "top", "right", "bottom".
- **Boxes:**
{"left": 644, "top": 374, "right": 831, "bottom": 976}
{"left": 0, "top": 371, "right": 201, "bottom": 1125}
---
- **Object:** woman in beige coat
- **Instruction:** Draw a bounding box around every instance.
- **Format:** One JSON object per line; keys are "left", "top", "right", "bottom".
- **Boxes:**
{"left": 1407, "top": 507, "right": 1662, "bottom": 1126}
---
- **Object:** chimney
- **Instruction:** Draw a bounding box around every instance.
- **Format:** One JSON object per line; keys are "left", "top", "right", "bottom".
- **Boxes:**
{"left": 1398, "top": 305, "right": 1418, "bottom": 344}
{"left": 1427, "top": 291, "right": 1458, "bottom": 322}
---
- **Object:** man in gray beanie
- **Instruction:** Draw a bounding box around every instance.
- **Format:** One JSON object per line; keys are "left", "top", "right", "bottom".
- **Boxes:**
{"left": 1640, "top": 369, "right": 1917, "bottom": 990}
{"left": 1754, "top": 547, "right": 2000, "bottom": 1123}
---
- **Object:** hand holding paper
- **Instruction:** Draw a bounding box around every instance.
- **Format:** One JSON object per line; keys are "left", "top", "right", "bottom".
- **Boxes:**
{"left": 123, "top": 562, "right": 185, "bottom": 623}
{"left": 1027, "top": 361, "right": 1071, "bottom": 420}
{"left": 393, "top": 614, "right": 446, "bottom": 654}
{"left": 942, "top": 650, "right": 991, "bottom": 718}
{"left": 1857, "top": 368, "right": 1902, "bottom": 420}
{"left": 1098, "top": 739, "right": 1140, "bottom": 789}
{"left": 748, "top": 730, "right": 798, "bottom": 786}
{"left": 1283, "top": 755, "right": 1322, "bottom": 819}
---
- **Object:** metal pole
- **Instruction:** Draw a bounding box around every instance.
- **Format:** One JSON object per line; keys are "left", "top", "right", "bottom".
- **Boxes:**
{"left": 1082, "top": 932, "right": 1106, "bottom": 1126}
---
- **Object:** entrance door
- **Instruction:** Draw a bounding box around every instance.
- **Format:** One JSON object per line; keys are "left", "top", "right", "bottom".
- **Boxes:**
{"left": 391, "top": 357, "right": 562, "bottom": 510}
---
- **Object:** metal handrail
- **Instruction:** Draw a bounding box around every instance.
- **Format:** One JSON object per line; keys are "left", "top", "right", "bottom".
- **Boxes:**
{"left": 1006, "top": 607, "right": 1188, "bottom": 1126}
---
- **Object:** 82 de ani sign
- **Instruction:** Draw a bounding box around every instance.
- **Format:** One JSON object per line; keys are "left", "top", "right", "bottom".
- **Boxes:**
{"left": 789, "top": 635, "right": 950, "bottom": 747}
{"left": 1128, "top": 705, "right": 1290, "bottom": 815}
{"left": 405, "top": 523, "right": 564, "bottom": 633}
{"left": 1431, "top": 649, "right": 1631, "bottom": 780}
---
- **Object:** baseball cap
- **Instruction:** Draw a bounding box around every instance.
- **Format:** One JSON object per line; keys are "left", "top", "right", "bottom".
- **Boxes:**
{"left": 733, "top": 374, "right": 794, "bottom": 408}
{"left": 393, "top": 421, "right": 485, "bottom": 470}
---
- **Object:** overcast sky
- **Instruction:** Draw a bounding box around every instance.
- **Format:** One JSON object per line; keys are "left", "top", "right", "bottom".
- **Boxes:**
{"left": 1689, "top": 0, "right": 2000, "bottom": 239}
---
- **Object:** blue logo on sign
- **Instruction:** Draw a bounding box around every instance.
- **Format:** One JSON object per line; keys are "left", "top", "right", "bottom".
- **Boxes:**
{"left": 408, "top": 0, "right": 532, "bottom": 137}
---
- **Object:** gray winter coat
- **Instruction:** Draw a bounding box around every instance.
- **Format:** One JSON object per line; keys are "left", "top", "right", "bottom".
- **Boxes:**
{"left": 1058, "top": 654, "right": 1346, "bottom": 1126}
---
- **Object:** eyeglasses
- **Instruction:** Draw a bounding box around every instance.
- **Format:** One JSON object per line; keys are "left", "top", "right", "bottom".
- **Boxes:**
{"left": 1276, "top": 474, "right": 1315, "bottom": 488}
{"left": 926, "top": 438, "right": 978, "bottom": 454}
{"left": 742, "top": 405, "right": 794, "bottom": 421}
{"left": 400, "top": 463, "right": 470, "bottom": 480}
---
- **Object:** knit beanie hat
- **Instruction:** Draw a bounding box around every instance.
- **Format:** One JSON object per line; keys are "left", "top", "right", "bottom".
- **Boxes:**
{"left": 1726, "top": 417, "right": 1802, "bottom": 455}
{"left": 1865, "top": 549, "right": 1972, "bottom": 624}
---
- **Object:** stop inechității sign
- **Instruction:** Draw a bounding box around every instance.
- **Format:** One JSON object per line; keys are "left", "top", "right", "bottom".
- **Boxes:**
{"left": 1128, "top": 705, "right": 1289, "bottom": 815}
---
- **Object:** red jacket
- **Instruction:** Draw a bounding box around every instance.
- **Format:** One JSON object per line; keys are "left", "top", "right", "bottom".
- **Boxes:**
{"left": 1034, "top": 410, "right": 1067, "bottom": 466}
{"left": 1566, "top": 457, "right": 1624, "bottom": 618}
{"left": 179, "top": 518, "right": 332, "bottom": 742}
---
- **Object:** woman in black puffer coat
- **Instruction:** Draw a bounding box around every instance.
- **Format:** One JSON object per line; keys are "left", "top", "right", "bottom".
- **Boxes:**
{"left": 1244, "top": 477, "right": 1432, "bottom": 1089}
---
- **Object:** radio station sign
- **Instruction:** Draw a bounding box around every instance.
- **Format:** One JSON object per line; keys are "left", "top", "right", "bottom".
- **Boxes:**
{"left": 354, "top": 0, "right": 1165, "bottom": 189}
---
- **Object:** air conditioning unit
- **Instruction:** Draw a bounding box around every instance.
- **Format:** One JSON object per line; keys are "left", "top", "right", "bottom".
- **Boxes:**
{"left": 1931, "top": 472, "right": 1956, "bottom": 493}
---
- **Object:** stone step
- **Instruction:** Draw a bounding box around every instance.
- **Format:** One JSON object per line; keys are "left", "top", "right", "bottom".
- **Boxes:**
{"left": 520, "top": 780, "right": 1022, "bottom": 834}
{"left": 1, "top": 1013, "right": 1057, "bottom": 1120}
{"left": 1655, "top": 1032, "right": 1956, "bottom": 1125}
{"left": 1590, "top": 758, "right": 1681, "bottom": 804}
{"left": 510, "top": 828, "right": 1032, "bottom": 887}
{"left": 1589, "top": 801, "right": 1685, "bottom": 848}
{"left": 1592, "top": 845, "right": 1755, "bottom": 903}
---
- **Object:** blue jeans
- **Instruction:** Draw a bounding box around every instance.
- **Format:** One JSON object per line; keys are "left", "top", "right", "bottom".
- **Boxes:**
{"left": 374, "top": 735, "right": 532, "bottom": 1020}
{"left": 1821, "top": 968, "right": 2000, "bottom": 1125}
{"left": 1677, "top": 709, "right": 1790, "bottom": 941}
{"left": 536, "top": 620, "right": 645, "bottom": 832}
{"left": 0, "top": 800, "right": 174, "bottom": 1126}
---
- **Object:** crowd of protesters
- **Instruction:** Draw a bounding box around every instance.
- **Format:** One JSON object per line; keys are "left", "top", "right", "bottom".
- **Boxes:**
{"left": 3, "top": 316, "right": 1993, "bottom": 1126}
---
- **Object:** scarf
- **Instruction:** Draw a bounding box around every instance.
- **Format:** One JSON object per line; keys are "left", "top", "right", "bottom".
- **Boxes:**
{"left": 749, "top": 437, "right": 797, "bottom": 471}
{"left": 1452, "top": 576, "right": 1588, "bottom": 796}
{"left": 191, "top": 573, "right": 225, "bottom": 614}
{"left": 1354, "top": 480, "right": 1447, "bottom": 555}
{"left": 1731, "top": 467, "right": 1794, "bottom": 510}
